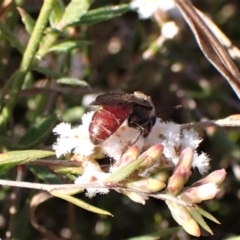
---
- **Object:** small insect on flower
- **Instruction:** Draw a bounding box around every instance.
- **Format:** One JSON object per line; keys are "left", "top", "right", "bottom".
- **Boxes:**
{"left": 88, "top": 91, "right": 157, "bottom": 145}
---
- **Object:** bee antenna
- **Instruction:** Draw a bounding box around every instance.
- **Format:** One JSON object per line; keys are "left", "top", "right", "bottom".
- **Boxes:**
{"left": 156, "top": 105, "right": 182, "bottom": 116}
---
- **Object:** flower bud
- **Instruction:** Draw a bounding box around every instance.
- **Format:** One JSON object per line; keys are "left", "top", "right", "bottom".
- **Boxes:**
{"left": 125, "top": 177, "right": 166, "bottom": 193}
{"left": 167, "top": 174, "right": 185, "bottom": 195}
{"left": 180, "top": 183, "right": 219, "bottom": 203}
{"left": 174, "top": 147, "right": 193, "bottom": 175}
{"left": 192, "top": 169, "right": 226, "bottom": 187}
{"left": 167, "top": 147, "right": 194, "bottom": 195}
{"left": 114, "top": 146, "right": 140, "bottom": 168}
{"left": 119, "top": 190, "right": 147, "bottom": 205}
{"left": 151, "top": 170, "right": 169, "bottom": 183}
{"left": 138, "top": 144, "right": 164, "bottom": 172}
{"left": 166, "top": 200, "right": 200, "bottom": 237}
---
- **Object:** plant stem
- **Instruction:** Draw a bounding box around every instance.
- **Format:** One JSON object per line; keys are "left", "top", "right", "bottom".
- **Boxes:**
{"left": 0, "top": 179, "right": 191, "bottom": 207}
{"left": 0, "top": 0, "right": 55, "bottom": 133}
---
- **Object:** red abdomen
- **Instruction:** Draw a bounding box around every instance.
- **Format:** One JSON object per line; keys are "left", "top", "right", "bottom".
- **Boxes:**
{"left": 89, "top": 105, "right": 131, "bottom": 144}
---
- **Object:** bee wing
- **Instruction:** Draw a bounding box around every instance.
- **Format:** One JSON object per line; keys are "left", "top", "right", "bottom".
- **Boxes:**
{"left": 90, "top": 92, "right": 152, "bottom": 109}
{"left": 90, "top": 93, "right": 129, "bottom": 106}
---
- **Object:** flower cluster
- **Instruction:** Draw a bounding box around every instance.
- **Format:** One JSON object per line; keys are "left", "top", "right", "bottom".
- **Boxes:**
{"left": 165, "top": 147, "right": 226, "bottom": 236}
{"left": 52, "top": 109, "right": 226, "bottom": 237}
{"left": 53, "top": 112, "right": 210, "bottom": 174}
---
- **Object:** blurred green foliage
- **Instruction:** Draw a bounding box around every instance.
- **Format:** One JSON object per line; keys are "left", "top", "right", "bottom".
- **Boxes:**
{"left": 0, "top": 0, "right": 240, "bottom": 239}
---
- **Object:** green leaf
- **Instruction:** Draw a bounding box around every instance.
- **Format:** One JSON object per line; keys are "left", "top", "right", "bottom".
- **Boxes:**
{"left": 53, "top": 166, "right": 84, "bottom": 175}
{"left": 48, "top": 40, "right": 91, "bottom": 53}
{"left": 50, "top": 192, "right": 113, "bottom": 216}
{"left": 62, "top": 106, "right": 85, "bottom": 122}
{"left": 104, "top": 156, "right": 147, "bottom": 184}
{"left": 17, "top": 114, "right": 57, "bottom": 149}
{"left": 0, "top": 150, "right": 55, "bottom": 175}
{"left": 77, "top": 4, "right": 130, "bottom": 25}
{"left": 28, "top": 165, "right": 62, "bottom": 184}
{"left": 195, "top": 205, "right": 220, "bottom": 224}
{"left": 188, "top": 207, "right": 213, "bottom": 235}
{"left": 49, "top": 0, "right": 65, "bottom": 27}
{"left": 59, "top": 0, "right": 93, "bottom": 28}
{"left": 17, "top": 7, "right": 35, "bottom": 34}
{"left": 126, "top": 228, "right": 180, "bottom": 240}
{"left": 0, "top": 22, "right": 25, "bottom": 54}
{"left": 57, "top": 77, "right": 90, "bottom": 87}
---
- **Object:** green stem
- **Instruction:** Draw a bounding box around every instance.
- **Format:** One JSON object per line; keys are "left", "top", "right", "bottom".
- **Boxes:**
{"left": 0, "top": 0, "right": 55, "bottom": 134}
{"left": 19, "top": 0, "right": 55, "bottom": 72}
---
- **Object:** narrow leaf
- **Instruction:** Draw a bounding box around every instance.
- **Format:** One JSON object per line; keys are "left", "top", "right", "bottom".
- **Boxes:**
{"left": 49, "top": 0, "right": 65, "bottom": 27}
{"left": 53, "top": 166, "right": 83, "bottom": 175}
{"left": 127, "top": 227, "right": 180, "bottom": 240}
{"left": 188, "top": 207, "right": 213, "bottom": 235}
{"left": 17, "top": 7, "right": 35, "bottom": 34}
{"left": 77, "top": 4, "right": 130, "bottom": 25}
{"left": 28, "top": 165, "right": 62, "bottom": 184}
{"left": 0, "top": 22, "right": 24, "bottom": 54}
{"left": 50, "top": 192, "right": 113, "bottom": 216}
{"left": 104, "top": 156, "right": 147, "bottom": 184}
{"left": 62, "top": 106, "right": 85, "bottom": 122}
{"left": 174, "top": 0, "right": 240, "bottom": 99}
{"left": 59, "top": 0, "right": 93, "bottom": 28}
{"left": 195, "top": 205, "right": 220, "bottom": 224}
{"left": 17, "top": 115, "right": 57, "bottom": 149}
{"left": 57, "top": 77, "right": 90, "bottom": 88}
{"left": 0, "top": 150, "right": 55, "bottom": 174}
{"left": 47, "top": 40, "right": 91, "bottom": 53}
{"left": 50, "top": 187, "right": 83, "bottom": 196}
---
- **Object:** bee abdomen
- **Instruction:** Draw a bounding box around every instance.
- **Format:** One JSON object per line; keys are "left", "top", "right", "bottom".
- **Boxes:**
{"left": 89, "top": 105, "right": 131, "bottom": 144}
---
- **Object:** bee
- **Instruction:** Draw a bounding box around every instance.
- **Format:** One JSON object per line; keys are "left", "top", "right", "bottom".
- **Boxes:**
{"left": 88, "top": 91, "right": 157, "bottom": 145}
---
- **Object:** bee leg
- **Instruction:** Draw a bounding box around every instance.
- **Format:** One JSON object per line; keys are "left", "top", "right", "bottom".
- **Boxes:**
{"left": 129, "top": 123, "right": 144, "bottom": 145}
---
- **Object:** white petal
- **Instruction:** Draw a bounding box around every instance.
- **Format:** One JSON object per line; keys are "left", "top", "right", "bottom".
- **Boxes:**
{"left": 192, "top": 152, "right": 211, "bottom": 175}
{"left": 53, "top": 122, "right": 72, "bottom": 136}
{"left": 182, "top": 129, "right": 202, "bottom": 150}
{"left": 102, "top": 121, "right": 144, "bottom": 160}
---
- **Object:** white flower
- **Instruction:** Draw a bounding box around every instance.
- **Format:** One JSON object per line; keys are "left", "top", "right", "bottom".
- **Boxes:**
{"left": 192, "top": 152, "right": 211, "bottom": 175}
{"left": 146, "top": 120, "right": 181, "bottom": 164}
{"left": 182, "top": 128, "right": 202, "bottom": 150}
{"left": 145, "top": 120, "right": 180, "bottom": 145}
{"left": 52, "top": 110, "right": 210, "bottom": 175}
{"left": 102, "top": 120, "right": 145, "bottom": 160}
{"left": 130, "top": 0, "right": 176, "bottom": 19}
{"left": 75, "top": 161, "right": 111, "bottom": 197}
{"left": 52, "top": 112, "right": 95, "bottom": 157}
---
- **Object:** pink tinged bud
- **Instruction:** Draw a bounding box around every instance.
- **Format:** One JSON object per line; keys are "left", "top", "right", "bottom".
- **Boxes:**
{"left": 166, "top": 200, "right": 200, "bottom": 237}
{"left": 146, "top": 144, "right": 164, "bottom": 159}
{"left": 167, "top": 147, "right": 194, "bottom": 195}
{"left": 180, "top": 183, "right": 219, "bottom": 203}
{"left": 114, "top": 146, "right": 140, "bottom": 168}
{"left": 174, "top": 147, "right": 193, "bottom": 175}
{"left": 174, "top": 147, "right": 193, "bottom": 181}
{"left": 125, "top": 177, "right": 166, "bottom": 193}
{"left": 192, "top": 169, "right": 227, "bottom": 187}
{"left": 167, "top": 174, "right": 185, "bottom": 195}
{"left": 138, "top": 144, "right": 164, "bottom": 172}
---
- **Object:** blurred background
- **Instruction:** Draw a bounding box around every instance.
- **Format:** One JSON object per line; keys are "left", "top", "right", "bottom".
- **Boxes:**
{"left": 1, "top": 0, "right": 240, "bottom": 239}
